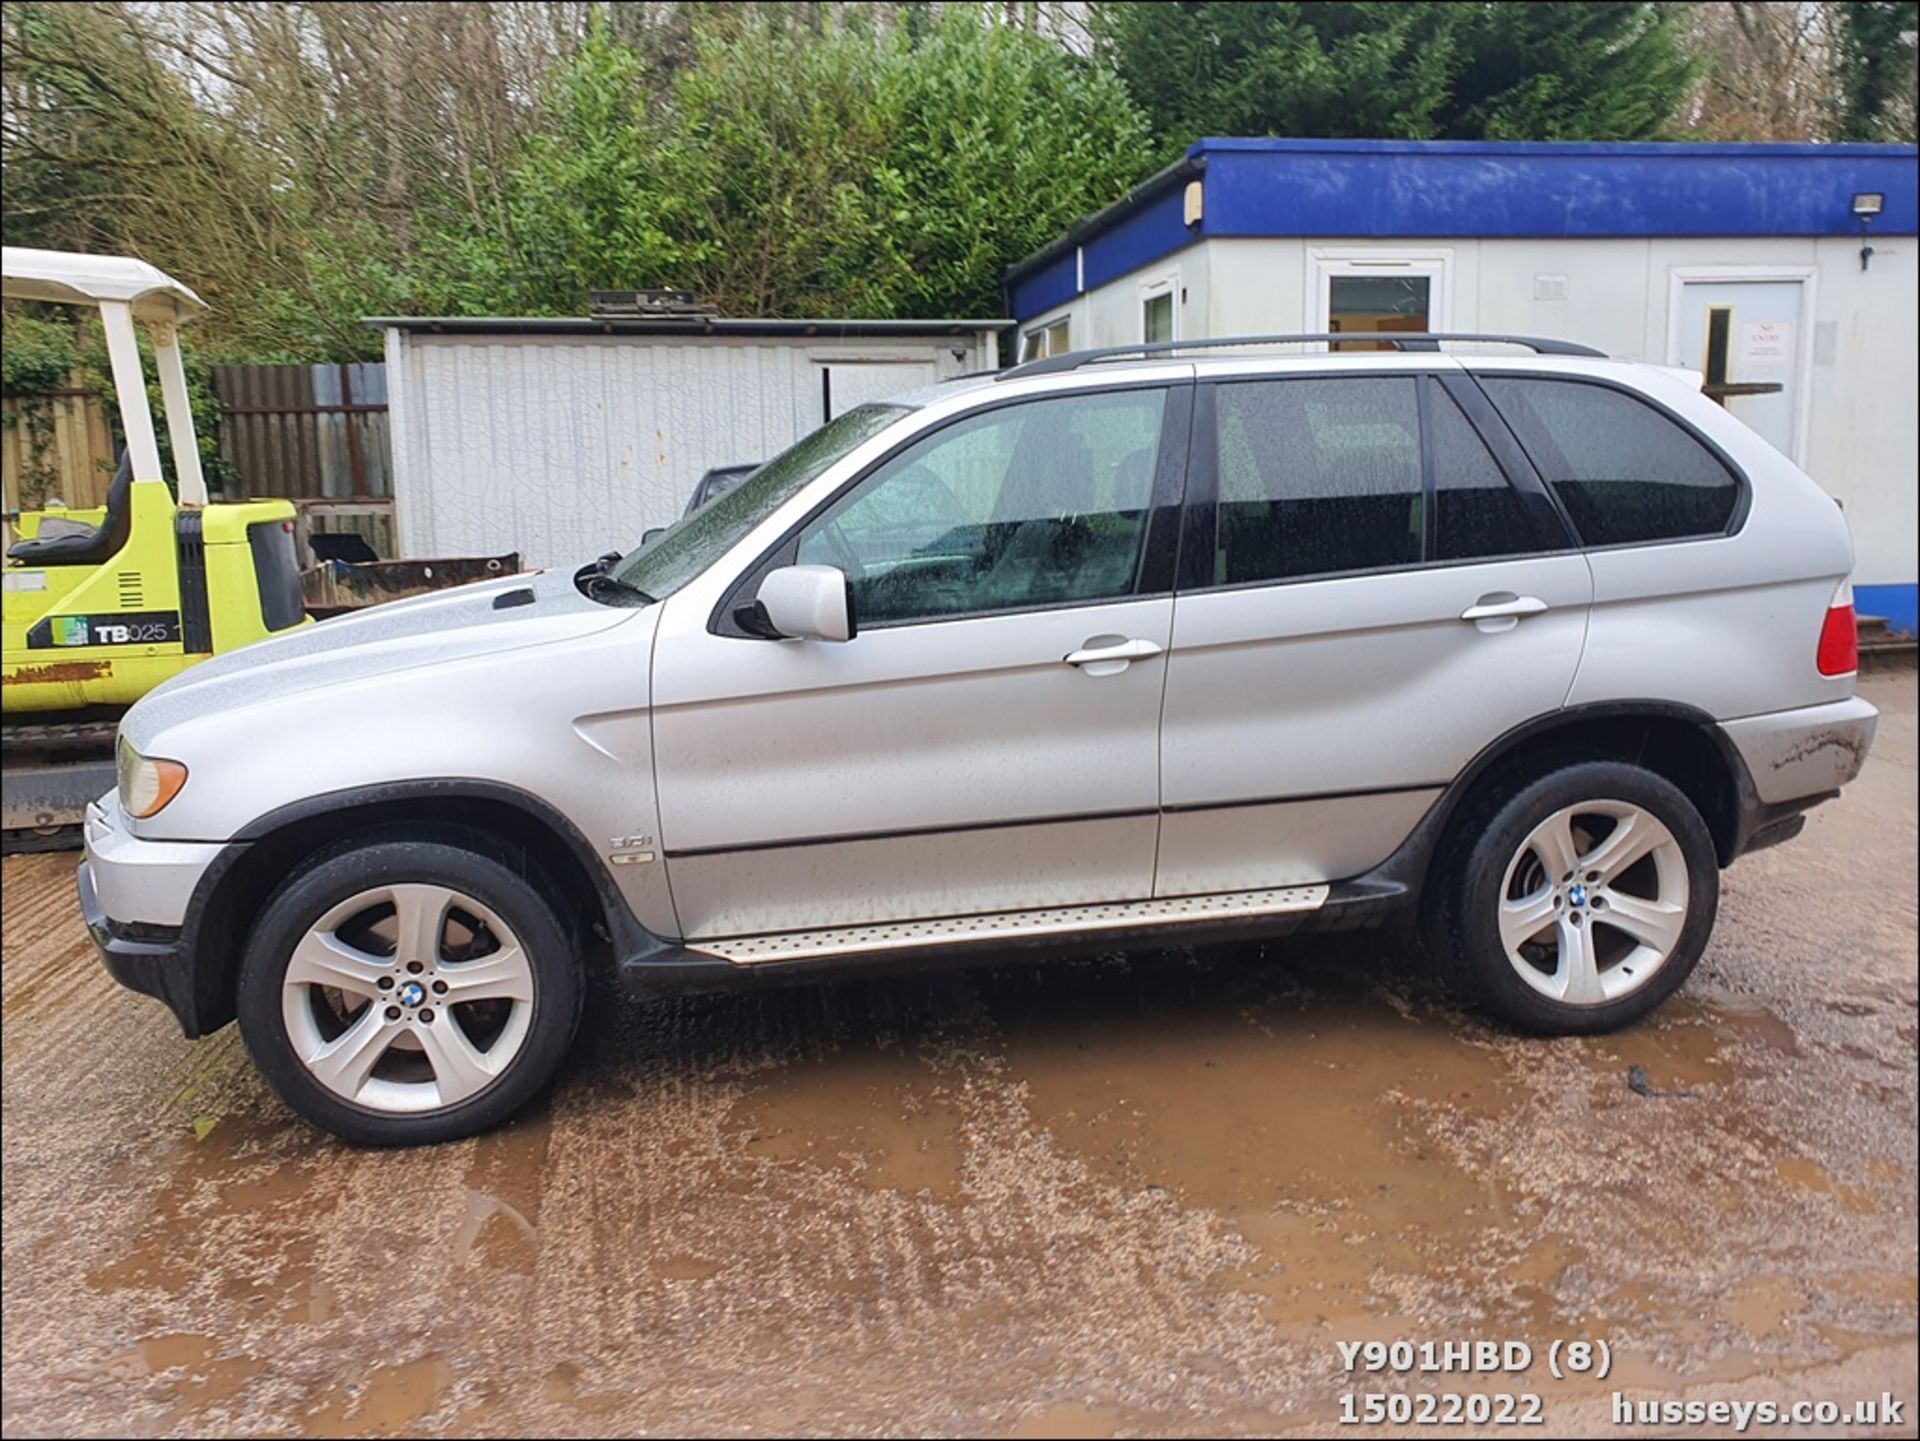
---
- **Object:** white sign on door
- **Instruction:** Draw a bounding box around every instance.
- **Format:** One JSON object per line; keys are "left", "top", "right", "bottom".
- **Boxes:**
{"left": 1742, "top": 321, "right": 1792, "bottom": 365}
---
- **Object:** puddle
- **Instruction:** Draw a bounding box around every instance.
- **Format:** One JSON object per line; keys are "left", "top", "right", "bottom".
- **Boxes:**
{"left": 1774, "top": 1157, "right": 1878, "bottom": 1213}
{"left": 1723, "top": 1275, "right": 1806, "bottom": 1335}
{"left": 1605, "top": 1344, "right": 1774, "bottom": 1390}
{"left": 541, "top": 1361, "right": 633, "bottom": 1417}
{"left": 1585, "top": 994, "right": 1801, "bottom": 1094}
{"left": 86, "top": 1113, "right": 341, "bottom": 1308}
{"left": 654, "top": 1255, "right": 722, "bottom": 1281}
{"left": 983, "top": 959, "right": 1537, "bottom": 1329}
{"left": 726, "top": 1043, "right": 968, "bottom": 1199}
{"left": 457, "top": 1103, "right": 552, "bottom": 1272}
{"left": 302, "top": 1356, "right": 454, "bottom": 1437}
{"left": 138, "top": 1332, "right": 218, "bottom": 1372}
{"left": 1002, "top": 1400, "right": 1129, "bottom": 1437}
{"left": 1834, "top": 1270, "right": 1918, "bottom": 1311}
{"left": 74, "top": 1333, "right": 272, "bottom": 1420}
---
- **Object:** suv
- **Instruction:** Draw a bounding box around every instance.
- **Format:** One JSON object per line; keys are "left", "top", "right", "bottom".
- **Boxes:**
{"left": 82, "top": 334, "right": 1878, "bottom": 1145}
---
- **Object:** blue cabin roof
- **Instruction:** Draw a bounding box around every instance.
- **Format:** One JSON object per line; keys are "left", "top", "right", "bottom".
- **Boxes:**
{"left": 1007, "top": 137, "right": 1920, "bottom": 320}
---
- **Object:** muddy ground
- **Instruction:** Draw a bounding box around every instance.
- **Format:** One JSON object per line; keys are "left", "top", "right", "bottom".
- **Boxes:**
{"left": 3, "top": 671, "right": 1914, "bottom": 1439}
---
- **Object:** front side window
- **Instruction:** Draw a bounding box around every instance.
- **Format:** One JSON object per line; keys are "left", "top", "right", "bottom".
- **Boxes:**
{"left": 1212, "top": 377, "right": 1424, "bottom": 585}
{"left": 1480, "top": 377, "right": 1741, "bottom": 546}
{"left": 796, "top": 388, "right": 1166, "bottom": 626}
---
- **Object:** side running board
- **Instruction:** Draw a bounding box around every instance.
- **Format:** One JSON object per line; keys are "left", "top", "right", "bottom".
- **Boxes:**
{"left": 686, "top": 884, "right": 1331, "bottom": 965}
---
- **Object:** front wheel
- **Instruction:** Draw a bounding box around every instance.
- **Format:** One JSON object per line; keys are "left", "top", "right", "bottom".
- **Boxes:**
{"left": 236, "top": 838, "right": 583, "bottom": 1145}
{"left": 1431, "top": 759, "right": 1720, "bottom": 1034}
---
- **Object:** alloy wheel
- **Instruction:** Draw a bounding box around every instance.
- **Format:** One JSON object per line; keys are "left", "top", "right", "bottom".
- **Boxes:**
{"left": 1496, "top": 800, "right": 1690, "bottom": 1007}
{"left": 280, "top": 883, "right": 535, "bottom": 1113}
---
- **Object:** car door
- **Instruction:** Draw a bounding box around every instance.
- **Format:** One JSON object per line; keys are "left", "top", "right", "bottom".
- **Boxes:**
{"left": 1155, "top": 365, "right": 1592, "bottom": 897}
{"left": 650, "top": 382, "right": 1191, "bottom": 939}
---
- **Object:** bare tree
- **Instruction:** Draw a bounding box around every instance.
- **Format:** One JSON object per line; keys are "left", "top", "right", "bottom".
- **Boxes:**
{"left": 1681, "top": 1, "right": 1835, "bottom": 140}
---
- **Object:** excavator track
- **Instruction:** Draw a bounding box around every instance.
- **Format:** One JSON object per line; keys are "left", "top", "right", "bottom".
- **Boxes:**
{"left": 2, "top": 713, "right": 123, "bottom": 855}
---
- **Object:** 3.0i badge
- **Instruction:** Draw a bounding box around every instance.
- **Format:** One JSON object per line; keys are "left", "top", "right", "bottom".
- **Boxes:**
{"left": 608, "top": 834, "right": 656, "bottom": 866}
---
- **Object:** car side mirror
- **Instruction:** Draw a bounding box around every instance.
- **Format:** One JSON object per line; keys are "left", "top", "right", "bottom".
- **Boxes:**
{"left": 640, "top": 527, "right": 666, "bottom": 546}
{"left": 739, "top": 564, "right": 856, "bottom": 642}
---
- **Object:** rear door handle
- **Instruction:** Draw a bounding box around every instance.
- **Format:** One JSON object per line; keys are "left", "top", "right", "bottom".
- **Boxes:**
{"left": 1064, "top": 636, "right": 1164, "bottom": 676}
{"left": 1460, "top": 594, "right": 1549, "bottom": 627}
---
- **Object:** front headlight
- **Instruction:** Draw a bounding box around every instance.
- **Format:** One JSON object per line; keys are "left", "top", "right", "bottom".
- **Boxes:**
{"left": 117, "top": 736, "right": 188, "bottom": 819}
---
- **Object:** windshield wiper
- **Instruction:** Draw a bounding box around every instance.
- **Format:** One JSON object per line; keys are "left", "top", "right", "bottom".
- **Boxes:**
{"left": 576, "top": 554, "right": 653, "bottom": 606}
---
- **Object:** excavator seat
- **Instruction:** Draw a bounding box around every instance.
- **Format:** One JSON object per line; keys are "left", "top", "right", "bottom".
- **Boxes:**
{"left": 7, "top": 452, "right": 133, "bottom": 566}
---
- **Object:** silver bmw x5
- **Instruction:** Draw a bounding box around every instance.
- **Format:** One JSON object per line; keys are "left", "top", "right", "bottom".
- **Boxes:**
{"left": 83, "top": 335, "right": 1878, "bottom": 1144}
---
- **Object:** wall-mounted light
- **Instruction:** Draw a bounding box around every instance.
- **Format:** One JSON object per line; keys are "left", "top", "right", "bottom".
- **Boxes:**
{"left": 1853, "top": 191, "right": 1885, "bottom": 271}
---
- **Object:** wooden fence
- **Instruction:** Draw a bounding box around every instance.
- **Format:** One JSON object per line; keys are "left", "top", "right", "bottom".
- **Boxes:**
{"left": 213, "top": 361, "right": 396, "bottom": 558}
{"left": 2, "top": 362, "right": 399, "bottom": 561}
{"left": 1, "top": 376, "right": 116, "bottom": 513}
{"left": 213, "top": 362, "right": 391, "bottom": 500}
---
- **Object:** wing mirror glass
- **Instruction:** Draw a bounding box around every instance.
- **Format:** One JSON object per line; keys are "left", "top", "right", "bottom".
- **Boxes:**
{"left": 738, "top": 564, "right": 856, "bottom": 642}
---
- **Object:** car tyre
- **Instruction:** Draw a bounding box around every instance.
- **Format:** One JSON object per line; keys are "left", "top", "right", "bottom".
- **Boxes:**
{"left": 1430, "top": 757, "right": 1719, "bottom": 1034}
{"left": 236, "top": 836, "right": 583, "bottom": 1145}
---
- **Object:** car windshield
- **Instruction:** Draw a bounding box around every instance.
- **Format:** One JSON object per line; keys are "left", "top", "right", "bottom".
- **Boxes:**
{"left": 611, "top": 404, "right": 911, "bottom": 600}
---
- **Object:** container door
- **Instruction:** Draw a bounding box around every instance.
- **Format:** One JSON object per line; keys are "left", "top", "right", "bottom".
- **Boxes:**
{"left": 1671, "top": 277, "right": 1807, "bottom": 462}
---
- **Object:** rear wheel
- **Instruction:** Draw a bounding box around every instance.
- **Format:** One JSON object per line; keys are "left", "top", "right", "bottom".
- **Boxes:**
{"left": 1431, "top": 759, "right": 1719, "bottom": 1034}
{"left": 236, "top": 839, "right": 582, "bottom": 1145}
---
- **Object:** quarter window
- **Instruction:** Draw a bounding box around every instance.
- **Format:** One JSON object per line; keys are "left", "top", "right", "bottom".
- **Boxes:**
{"left": 1481, "top": 378, "right": 1741, "bottom": 546}
{"left": 1212, "top": 377, "right": 1423, "bottom": 584}
{"left": 796, "top": 388, "right": 1166, "bottom": 626}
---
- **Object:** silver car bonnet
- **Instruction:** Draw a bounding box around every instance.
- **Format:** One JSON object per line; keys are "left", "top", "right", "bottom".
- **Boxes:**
{"left": 123, "top": 565, "right": 641, "bottom": 752}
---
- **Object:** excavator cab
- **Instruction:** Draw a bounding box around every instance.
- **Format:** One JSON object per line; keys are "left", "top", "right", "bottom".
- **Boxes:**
{"left": 3, "top": 247, "right": 310, "bottom": 844}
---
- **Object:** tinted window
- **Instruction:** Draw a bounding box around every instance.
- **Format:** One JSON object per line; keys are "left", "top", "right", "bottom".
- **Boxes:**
{"left": 1212, "top": 377, "right": 1422, "bottom": 584}
{"left": 1481, "top": 378, "right": 1740, "bottom": 546}
{"left": 1430, "top": 387, "right": 1540, "bottom": 561}
{"left": 247, "top": 520, "right": 307, "bottom": 631}
{"left": 796, "top": 389, "right": 1165, "bottom": 625}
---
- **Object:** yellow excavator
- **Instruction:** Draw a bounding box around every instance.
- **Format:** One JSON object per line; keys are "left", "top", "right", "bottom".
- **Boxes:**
{"left": 3, "top": 248, "right": 310, "bottom": 849}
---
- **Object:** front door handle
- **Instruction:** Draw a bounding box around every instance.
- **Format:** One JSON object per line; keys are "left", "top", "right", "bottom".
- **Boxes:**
{"left": 1460, "top": 594, "right": 1548, "bottom": 630}
{"left": 1064, "top": 636, "right": 1164, "bottom": 676}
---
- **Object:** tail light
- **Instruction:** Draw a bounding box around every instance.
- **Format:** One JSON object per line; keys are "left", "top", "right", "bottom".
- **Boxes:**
{"left": 1816, "top": 581, "right": 1858, "bottom": 677}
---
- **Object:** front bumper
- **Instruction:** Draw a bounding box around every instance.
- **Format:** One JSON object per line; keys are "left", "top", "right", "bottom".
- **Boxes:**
{"left": 79, "top": 859, "right": 199, "bottom": 1031}
{"left": 81, "top": 793, "right": 231, "bottom": 1036}
{"left": 83, "top": 794, "right": 226, "bottom": 926}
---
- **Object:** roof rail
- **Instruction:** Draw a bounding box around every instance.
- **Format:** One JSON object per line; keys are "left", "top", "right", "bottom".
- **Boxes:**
{"left": 997, "top": 332, "right": 1606, "bottom": 380}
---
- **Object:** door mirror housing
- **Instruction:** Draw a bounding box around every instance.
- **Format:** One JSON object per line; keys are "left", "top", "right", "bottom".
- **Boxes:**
{"left": 741, "top": 564, "right": 856, "bottom": 642}
{"left": 639, "top": 527, "right": 666, "bottom": 546}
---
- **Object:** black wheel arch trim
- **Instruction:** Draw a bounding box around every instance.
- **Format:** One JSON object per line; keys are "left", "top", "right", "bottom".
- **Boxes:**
{"left": 1367, "top": 697, "right": 1764, "bottom": 901}
{"left": 154, "top": 779, "right": 661, "bottom": 1037}
{"left": 225, "top": 777, "right": 654, "bottom": 950}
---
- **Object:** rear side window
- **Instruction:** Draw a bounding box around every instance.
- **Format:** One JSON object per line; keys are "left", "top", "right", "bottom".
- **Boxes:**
{"left": 1481, "top": 378, "right": 1740, "bottom": 546}
{"left": 1429, "top": 387, "right": 1538, "bottom": 562}
{"left": 1213, "top": 377, "right": 1423, "bottom": 584}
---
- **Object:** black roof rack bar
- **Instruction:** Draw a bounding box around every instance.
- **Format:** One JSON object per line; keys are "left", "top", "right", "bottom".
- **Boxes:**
{"left": 997, "top": 332, "right": 1606, "bottom": 380}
